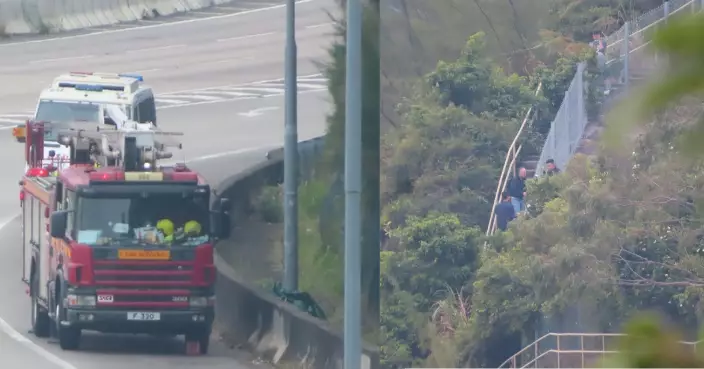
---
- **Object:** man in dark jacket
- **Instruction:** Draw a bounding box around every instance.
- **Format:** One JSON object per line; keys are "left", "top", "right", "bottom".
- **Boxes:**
{"left": 544, "top": 158, "right": 561, "bottom": 176}
{"left": 507, "top": 167, "right": 527, "bottom": 214}
{"left": 494, "top": 191, "right": 516, "bottom": 231}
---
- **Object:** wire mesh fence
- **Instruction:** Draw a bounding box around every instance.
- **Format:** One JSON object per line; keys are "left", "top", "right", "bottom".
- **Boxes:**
{"left": 535, "top": 0, "right": 698, "bottom": 177}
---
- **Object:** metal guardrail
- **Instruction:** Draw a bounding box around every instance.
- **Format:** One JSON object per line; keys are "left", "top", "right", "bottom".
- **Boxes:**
{"left": 498, "top": 332, "right": 700, "bottom": 368}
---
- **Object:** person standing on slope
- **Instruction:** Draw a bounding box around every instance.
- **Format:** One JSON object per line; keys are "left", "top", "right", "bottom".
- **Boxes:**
{"left": 507, "top": 167, "right": 527, "bottom": 214}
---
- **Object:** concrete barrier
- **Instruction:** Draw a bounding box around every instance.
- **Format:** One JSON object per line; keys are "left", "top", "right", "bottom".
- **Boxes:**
{"left": 212, "top": 136, "right": 379, "bottom": 369}
{"left": 0, "top": 0, "right": 220, "bottom": 34}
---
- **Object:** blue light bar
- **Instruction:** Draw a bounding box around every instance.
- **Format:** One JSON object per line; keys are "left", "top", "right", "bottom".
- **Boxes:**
{"left": 119, "top": 73, "right": 144, "bottom": 82}
{"left": 74, "top": 84, "right": 104, "bottom": 92}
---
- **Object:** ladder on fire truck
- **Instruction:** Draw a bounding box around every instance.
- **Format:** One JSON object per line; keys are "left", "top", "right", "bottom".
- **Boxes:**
{"left": 24, "top": 119, "right": 185, "bottom": 175}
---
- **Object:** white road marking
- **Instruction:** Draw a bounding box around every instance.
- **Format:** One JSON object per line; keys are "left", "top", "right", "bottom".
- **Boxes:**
{"left": 126, "top": 44, "right": 186, "bottom": 54}
{"left": 297, "top": 77, "right": 327, "bottom": 83}
{"left": 201, "top": 90, "right": 258, "bottom": 97}
{"left": 29, "top": 55, "right": 94, "bottom": 64}
{"left": 216, "top": 32, "right": 276, "bottom": 43}
{"left": 0, "top": 216, "right": 78, "bottom": 369}
{"left": 163, "top": 94, "right": 224, "bottom": 101}
{"left": 230, "top": 87, "right": 284, "bottom": 94}
{"left": 155, "top": 88, "right": 324, "bottom": 109}
{"left": 0, "top": 0, "right": 315, "bottom": 48}
{"left": 186, "top": 11, "right": 229, "bottom": 16}
{"left": 238, "top": 106, "right": 279, "bottom": 117}
{"left": 154, "top": 98, "right": 191, "bottom": 104}
{"left": 0, "top": 118, "right": 26, "bottom": 124}
{"left": 161, "top": 73, "right": 323, "bottom": 95}
{"left": 305, "top": 22, "right": 333, "bottom": 29}
{"left": 130, "top": 68, "right": 162, "bottom": 73}
{"left": 162, "top": 146, "right": 276, "bottom": 165}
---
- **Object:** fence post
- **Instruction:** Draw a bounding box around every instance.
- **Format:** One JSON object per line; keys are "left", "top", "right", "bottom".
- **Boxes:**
{"left": 622, "top": 21, "right": 630, "bottom": 91}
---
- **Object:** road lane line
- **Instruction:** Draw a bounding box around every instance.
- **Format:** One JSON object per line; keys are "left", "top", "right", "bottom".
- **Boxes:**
{"left": 0, "top": 0, "right": 316, "bottom": 48}
{"left": 305, "top": 22, "right": 333, "bottom": 29}
{"left": 125, "top": 44, "right": 186, "bottom": 54}
{"left": 216, "top": 32, "right": 276, "bottom": 42}
{"left": 0, "top": 217, "right": 78, "bottom": 369}
{"left": 29, "top": 55, "right": 94, "bottom": 64}
{"left": 156, "top": 88, "right": 325, "bottom": 109}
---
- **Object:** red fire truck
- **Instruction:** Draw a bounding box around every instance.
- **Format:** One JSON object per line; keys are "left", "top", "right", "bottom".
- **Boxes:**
{"left": 19, "top": 120, "right": 230, "bottom": 354}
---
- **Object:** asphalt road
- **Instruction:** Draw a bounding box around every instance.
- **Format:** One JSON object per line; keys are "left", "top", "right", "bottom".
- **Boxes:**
{"left": 0, "top": 0, "right": 334, "bottom": 367}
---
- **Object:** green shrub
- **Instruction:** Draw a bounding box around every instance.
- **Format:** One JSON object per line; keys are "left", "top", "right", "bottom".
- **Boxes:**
{"left": 603, "top": 313, "right": 704, "bottom": 368}
{"left": 254, "top": 185, "right": 283, "bottom": 223}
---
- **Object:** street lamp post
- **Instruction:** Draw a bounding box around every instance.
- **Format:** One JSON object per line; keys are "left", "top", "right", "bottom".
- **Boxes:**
{"left": 283, "top": 0, "right": 299, "bottom": 293}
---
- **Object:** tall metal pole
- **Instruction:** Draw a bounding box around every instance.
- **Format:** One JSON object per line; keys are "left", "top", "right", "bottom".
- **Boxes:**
{"left": 283, "top": 0, "right": 299, "bottom": 292}
{"left": 622, "top": 21, "right": 630, "bottom": 91}
{"left": 664, "top": 1, "right": 670, "bottom": 24}
{"left": 344, "top": 0, "right": 362, "bottom": 367}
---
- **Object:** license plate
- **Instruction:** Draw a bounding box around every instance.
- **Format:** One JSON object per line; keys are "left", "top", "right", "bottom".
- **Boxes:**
{"left": 118, "top": 249, "right": 170, "bottom": 260}
{"left": 127, "top": 312, "right": 161, "bottom": 321}
{"left": 97, "top": 295, "right": 113, "bottom": 303}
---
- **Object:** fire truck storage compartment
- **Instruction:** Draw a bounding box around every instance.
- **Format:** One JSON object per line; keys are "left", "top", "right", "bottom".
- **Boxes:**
{"left": 22, "top": 186, "right": 51, "bottom": 301}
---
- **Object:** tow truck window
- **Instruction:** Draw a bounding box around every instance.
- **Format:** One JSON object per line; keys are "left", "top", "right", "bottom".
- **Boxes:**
{"left": 75, "top": 193, "right": 209, "bottom": 246}
{"left": 36, "top": 101, "right": 101, "bottom": 124}
{"left": 135, "top": 96, "right": 156, "bottom": 124}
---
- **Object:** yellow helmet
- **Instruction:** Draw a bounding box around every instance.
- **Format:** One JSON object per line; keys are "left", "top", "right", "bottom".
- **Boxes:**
{"left": 156, "top": 219, "right": 174, "bottom": 236}
{"left": 184, "top": 220, "right": 202, "bottom": 236}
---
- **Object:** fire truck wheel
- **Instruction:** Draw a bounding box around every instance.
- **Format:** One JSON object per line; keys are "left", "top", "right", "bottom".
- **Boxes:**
{"left": 185, "top": 327, "right": 211, "bottom": 354}
{"left": 55, "top": 301, "right": 81, "bottom": 350}
{"left": 30, "top": 271, "right": 50, "bottom": 337}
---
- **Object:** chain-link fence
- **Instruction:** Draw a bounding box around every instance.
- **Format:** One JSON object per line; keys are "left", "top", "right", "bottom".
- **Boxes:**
{"left": 534, "top": 62, "right": 587, "bottom": 177}
{"left": 534, "top": 0, "right": 700, "bottom": 177}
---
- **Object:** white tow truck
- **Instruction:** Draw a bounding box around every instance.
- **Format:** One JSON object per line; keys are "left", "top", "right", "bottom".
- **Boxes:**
{"left": 12, "top": 72, "right": 158, "bottom": 172}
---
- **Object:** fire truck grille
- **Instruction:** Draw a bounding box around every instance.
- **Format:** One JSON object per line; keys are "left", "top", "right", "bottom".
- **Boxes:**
{"left": 93, "top": 263, "right": 194, "bottom": 285}
{"left": 93, "top": 263, "right": 193, "bottom": 272}
{"left": 94, "top": 274, "right": 191, "bottom": 282}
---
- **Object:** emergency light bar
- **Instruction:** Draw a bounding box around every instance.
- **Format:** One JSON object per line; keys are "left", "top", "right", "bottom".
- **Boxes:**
{"left": 69, "top": 72, "right": 144, "bottom": 83}
{"left": 57, "top": 83, "right": 125, "bottom": 92}
{"left": 119, "top": 73, "right": 144, "bottom": 82}
{"left": 25, "top": 167, "right": 49, "bottom": 177}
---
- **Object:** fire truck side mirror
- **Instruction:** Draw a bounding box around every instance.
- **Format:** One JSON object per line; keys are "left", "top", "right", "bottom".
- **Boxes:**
{"left": 211, "top": 198, "right": 231, "bottom": 239}
{"left": 50, "top": 210, "right": 69, "bottom": 238}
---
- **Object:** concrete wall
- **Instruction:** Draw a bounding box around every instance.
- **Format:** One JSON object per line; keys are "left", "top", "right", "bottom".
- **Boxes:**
{"left": 0, "top": 0, "right": 237, "bottom": 34}
{"left": 211, "top": 136, "right": 379, "bottom": 369}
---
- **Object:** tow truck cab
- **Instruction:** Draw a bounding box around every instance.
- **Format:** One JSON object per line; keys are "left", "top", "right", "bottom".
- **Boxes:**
{"left": 20, "top": 120, "right": 230, "bottom": 355}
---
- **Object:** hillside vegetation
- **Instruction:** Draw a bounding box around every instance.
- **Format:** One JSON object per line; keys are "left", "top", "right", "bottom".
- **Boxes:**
{"left": 378, "top": 0, "right": 689, "bottom": 368}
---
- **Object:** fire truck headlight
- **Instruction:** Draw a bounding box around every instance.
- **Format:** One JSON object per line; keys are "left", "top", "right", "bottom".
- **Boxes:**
{"left": 189, "top": 297, "right": 207, "bottom": 307}
{"left": 67, "top": 294, "right": 96, "bottom": 307}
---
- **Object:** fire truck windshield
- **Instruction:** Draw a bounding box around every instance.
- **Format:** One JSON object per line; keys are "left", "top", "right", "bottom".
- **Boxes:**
{"left": 74, "top": 192, "right": 210, "bottom": 247}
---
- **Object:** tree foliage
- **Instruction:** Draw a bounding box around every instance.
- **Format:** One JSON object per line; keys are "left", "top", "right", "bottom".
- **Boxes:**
{"left": 379, "top": 0, "right": 685, "bottom": 367}
{"left": 611, "top": 13, "right": 704, "bottom": 157}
